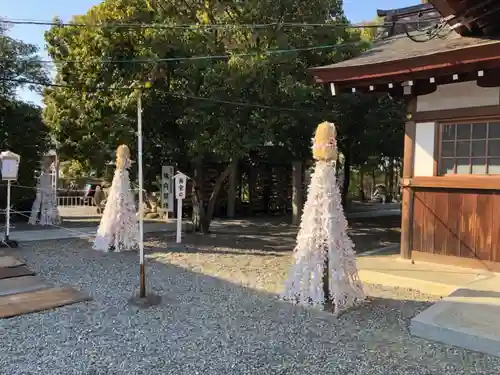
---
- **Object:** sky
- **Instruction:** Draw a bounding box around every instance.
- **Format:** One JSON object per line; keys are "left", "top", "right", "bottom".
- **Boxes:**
{"left": 2, "top": 0, "right": 416, "bottom": 106}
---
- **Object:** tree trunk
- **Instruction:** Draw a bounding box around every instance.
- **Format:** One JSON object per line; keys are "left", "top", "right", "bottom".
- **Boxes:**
{"left": 292, "top": 161, "right": 303, "bottom": 225}
{"left": 203, "top": 163, "right": 233, "bottom": 233}
{"left": 226, "top": 159, "right": 238, "bottom": 218}
{"left": 248, "top": 165, "right": 255, "bottom": 215}
{"left": 395, "top": 164, "right": 401, "bottom": 201}
{"left": 342, "top": 151, "right": 351, "bottom": 209}
{"left": 371, "top": 168, "right": 376, "bottom": 199}
{"left": 384, "top": 165, "right": 389, "bottom": 189}
{"left": 387, "top": 158, "right": 395, "bottom": 203}
{"left": 263, "top": 163, "right": 272, "bottom": 214}
{"left": 358, "top": 167, "right": 365, "bottom": 202}
{"left": 191, "top": 158, "right": 205, "bottom": 232}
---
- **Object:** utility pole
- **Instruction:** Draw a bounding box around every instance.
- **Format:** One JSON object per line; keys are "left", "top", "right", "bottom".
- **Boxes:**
{"left": 129, "top": 86, "right": 161, "bottom": 307}
{"left": 137, "top": 90, "right": 146, "bottom": 298}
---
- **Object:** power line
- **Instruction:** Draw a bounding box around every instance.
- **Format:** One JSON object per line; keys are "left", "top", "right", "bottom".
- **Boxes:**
{"left": 7, "top": 19, "right": 280, "bottom": 29}
{"left": 2, "top": 77, "right": 129, "bottom": 91}
{"left": 2, "top": 17, "right": 444, "bottom": 67}
{"left": 167, "top": 92, "right": 314, "bottom": 113}
{"left": 2, "top": 77, "right": 319, "bottom": 114}
{"left": 9, "top": 41, "right": 365, "bottom": 65}
{"left": 1, "top": 18, "right": 440, "bottom": 30}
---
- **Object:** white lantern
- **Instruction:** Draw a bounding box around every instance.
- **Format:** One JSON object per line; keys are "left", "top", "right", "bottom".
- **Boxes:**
{"left": 0, "top": 150, "right": 20, "bottom": 247}
{"left": 0, "top": 151, "right": 20, "bottom": 181}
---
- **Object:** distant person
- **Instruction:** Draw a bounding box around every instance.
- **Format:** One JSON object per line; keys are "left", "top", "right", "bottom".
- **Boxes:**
{"left": 94, "top": 185, "right": 104, "bottom": 214}
{"left": 372, "top": 185, "right": 387, "bottom": 203}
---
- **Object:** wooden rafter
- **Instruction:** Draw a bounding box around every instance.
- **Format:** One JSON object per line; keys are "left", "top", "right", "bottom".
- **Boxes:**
{"left": 431, "top": 0, "right": 500, "bottom": 35}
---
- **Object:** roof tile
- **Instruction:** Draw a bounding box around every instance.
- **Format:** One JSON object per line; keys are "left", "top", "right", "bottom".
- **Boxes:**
{"left": 314, "top": 28, "right": 500, "bottom": 71}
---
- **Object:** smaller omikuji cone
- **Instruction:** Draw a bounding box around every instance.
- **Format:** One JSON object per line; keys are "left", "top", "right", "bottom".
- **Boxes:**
{"left": 28, "top": 160, "right": 61, "bottom": 226}
{"left": 281, "top": 121, "right": 365, "bottom": 314}
{"left": 93, "top": 145, "right": 139, "bottom": 252}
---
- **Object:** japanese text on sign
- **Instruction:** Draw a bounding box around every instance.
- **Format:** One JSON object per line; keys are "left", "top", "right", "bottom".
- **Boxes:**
{"left": 175, "top": 174, "right": 187, "bottom": 200}
{"left": 161, "top": 166, "right": 174, "bottom": 212}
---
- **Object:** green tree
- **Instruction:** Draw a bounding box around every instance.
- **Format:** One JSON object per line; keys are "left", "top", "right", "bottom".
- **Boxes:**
{"left": 0, "top": 23, "right": 49, "bottom": 98}
{"left": 44, "top": 0, "right": 367, "bottom": 231}
{"left": 358, "top": 16, "right": 384, "bottom": 41}
{"left": 322, "top": 17, "right": 405, "bottom": 206}
{"left": 0, "top": 23, "right": 51, "bottom": 212}
{"left": 329, "top": 93, "right": 404, "bottom": 206}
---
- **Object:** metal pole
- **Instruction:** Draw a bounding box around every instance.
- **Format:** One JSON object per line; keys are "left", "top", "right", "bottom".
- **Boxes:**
{"left": 137, "top": 90, "right": 146, "bottom": 298}
{"left": 5, "top": 180, "right": 10, "bottom": 241}
{"left": 53, "top": 154, "right": 58, "bottom": 199}
{"left": 176, "top": 198, "right": 182, "bottom": 243}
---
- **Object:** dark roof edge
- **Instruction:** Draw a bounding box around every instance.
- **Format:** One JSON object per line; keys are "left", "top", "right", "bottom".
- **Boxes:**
{"left": 309, "top": 41, "right": 500, "bottom": 84}
{"left": 309, "top": 34, "right": 500, "bottom": 74}
{"left": 377, "top": 3, "right": 434, "bottom": 18}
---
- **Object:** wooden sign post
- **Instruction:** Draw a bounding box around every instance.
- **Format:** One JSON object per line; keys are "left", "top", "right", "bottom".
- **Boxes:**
{"left": 173, "top": 172, "right": 187, "bottom": 243}
{"left": 160, "top": 165, "right": 174, "bottom": 219}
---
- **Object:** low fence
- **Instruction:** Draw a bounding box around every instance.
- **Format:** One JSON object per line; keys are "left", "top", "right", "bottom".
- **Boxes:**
{"left": 57, "top": 196, "right": 94, "bottom": 207}
{"left": 56, "top": 195, "right": 97, "bottom": 218}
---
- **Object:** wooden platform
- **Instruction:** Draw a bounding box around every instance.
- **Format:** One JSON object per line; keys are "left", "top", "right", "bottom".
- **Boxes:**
{"left": 0, "top": 265, "right": 34, "bottom": 280}
{"left": 0, "top": 276, "right": 52, "bottom": 297}
{"left": 0, "top": 287, "right": 90, "bottom": 319}
{"left": 0, "top": 256, "right": 24, "bottom": 268}
{"left": 0, "top": 253, "right": 90, "bottom": 319}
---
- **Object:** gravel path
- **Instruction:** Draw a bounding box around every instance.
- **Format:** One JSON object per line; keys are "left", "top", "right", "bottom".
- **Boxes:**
{"left": 0, "top": 235, "right": 499, "bottom": 375}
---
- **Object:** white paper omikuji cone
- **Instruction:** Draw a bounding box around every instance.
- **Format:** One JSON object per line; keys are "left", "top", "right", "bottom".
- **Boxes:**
{"left": 281, "top": 122, "right": 364, "bottom": 314}
{"left": 93, "top": 146, "right": 138, "bottom": 252}
{"left": 28, "top": 163, "right": 61, "bottom": 226}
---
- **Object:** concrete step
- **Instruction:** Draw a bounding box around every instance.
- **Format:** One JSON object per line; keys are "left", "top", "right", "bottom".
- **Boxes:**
{"left": 356, "top": 253, "right": 484, "bottom": 297}
{"left": 411, "top": 279, "right": 500, "bottom": 357}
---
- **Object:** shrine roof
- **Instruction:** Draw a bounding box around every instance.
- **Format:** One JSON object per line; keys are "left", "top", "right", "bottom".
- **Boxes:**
{"left": 311, "top": 0, "right": 500, "bottom": 85}
{"left": 318, "top": 31, "right": 498, "bottom": 70}
{"left": 311, "top": 28, "right": 500, "bottom": 84}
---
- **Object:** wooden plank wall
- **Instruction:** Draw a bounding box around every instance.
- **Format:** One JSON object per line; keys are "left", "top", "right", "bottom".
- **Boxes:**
{"left": 412, "top": 189, "right": 500, "bottom": 261}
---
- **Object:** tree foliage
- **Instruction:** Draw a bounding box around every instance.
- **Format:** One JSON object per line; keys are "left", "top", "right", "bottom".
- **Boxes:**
{"left": 331, "top": 17, "right": 405, "bottom": 204}
{"left": 358, "top": 16, "right": 385, "bottom": 41}
{"left": 43, "top": 0, "right": 404, "bottom": 229}
{"left": 0, "top": 23, "right": 51, "bottom": 212}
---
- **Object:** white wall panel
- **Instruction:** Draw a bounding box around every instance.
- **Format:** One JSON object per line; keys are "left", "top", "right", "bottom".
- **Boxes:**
{"left": 416, "top": 81, "right": 499, "bottom": 112}
{"left": 414, "top": 122, "right": 435, "bottom": 177}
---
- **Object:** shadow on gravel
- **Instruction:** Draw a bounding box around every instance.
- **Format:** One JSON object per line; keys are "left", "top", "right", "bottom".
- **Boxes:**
{"left": 6, "top": 239, "right": 494, "bottom": 375}
{"left": 146, "top": 243, "right": 288, "bottom": 257}
{"left": 145, "top": 215, "right": 401, "bottom": 255}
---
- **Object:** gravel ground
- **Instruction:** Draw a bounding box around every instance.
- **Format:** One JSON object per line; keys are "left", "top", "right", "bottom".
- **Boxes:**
{"left": 1, "top": 232, "right": 499, "bottom": 375}
{"left": 206, "top": 216, "right": 401, "bottom": 256}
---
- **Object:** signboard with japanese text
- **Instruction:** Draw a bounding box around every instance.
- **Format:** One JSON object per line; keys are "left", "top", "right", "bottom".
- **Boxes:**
{"left": 173, "top": 172, "right": 188, "bottom": 243}
{"left": 161, "top": 165, "right": 174, "bottom": 212}
{"left": 174, "top": 173, "right": 187, "bottom": 200}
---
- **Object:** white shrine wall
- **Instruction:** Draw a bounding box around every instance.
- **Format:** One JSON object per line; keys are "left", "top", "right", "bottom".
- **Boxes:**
{"left": 413, "top": 81, "right": 500, "bottom": 176}
{"left": 413, "top": 122, "right": 435, "bottom": 177}
{"left": 416, "top": 81, "right": 500, "bottom": 112}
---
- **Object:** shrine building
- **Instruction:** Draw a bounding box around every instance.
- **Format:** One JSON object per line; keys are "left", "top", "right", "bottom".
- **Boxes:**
{"left": 311, "top": 0, "right": 500, "bottom": 270}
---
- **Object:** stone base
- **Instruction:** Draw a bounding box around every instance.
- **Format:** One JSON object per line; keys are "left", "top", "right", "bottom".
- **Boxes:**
{"left": 411, "top": 287, "right": 500, "bottom": 357}
{"left": 128, "top": 293, "right": 162, "bottom": 308}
